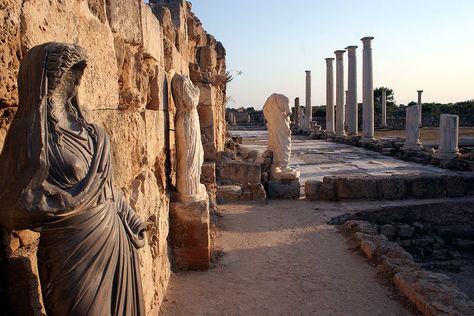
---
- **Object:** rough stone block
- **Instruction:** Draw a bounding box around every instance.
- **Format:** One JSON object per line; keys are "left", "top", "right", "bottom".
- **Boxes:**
{"left": 219, "top": 161, "right": 261, "bottom": 185}
{"left": 201, "top": 162, "right": 216, "bottom": 187}
{"left": 335, "top": 176, "right": 378, "bottom": 199}
{"left": 267, "top": 179, "right": 300, "bottom": 199}
{"left": 106, "top": 0, "right": 142, "bottom": 44}
{"left": 318, "top": 176, "right": 337, "bottom": 200}
{"left": 198, "top": 84, "right": 215, "bottom": 106}
{"left": 304, "top": 180, "right": 322, "bottom": 201}
{"left": 378, "top": 177, "right": 406, "bottom": 200}
{"left": 199, "top": 45, "right": 217, "bottom": 69}
{"left": 360, "top": 240, "right": 376, "bottom": 260}
{"left": 441, "top": 175, "right": 466, "bottom": 197}
{"left": 243, "top": 183, "right": 266, "bottom": 203}
{"left": 170, "top": 198, "right": 210, "bottom": 270}
{"left": 217, "top": 185, "right": 242, "bottom": 204}
{"left": 197, "top": 104, "right": 214, "bottom": 128}
{"left": 405, "top": 176, "right": 444, "bottom": 198}
{"left": 141, "top": 3, "right": 163, "bottom": 62}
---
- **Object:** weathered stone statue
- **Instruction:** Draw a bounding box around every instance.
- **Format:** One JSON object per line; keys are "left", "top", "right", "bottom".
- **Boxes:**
{"left": 263, "top": 93, "right": 299, "bottom": 180}
{"left": 0, "top": 43, "right": 146, "bottom": 315}
{"left": 172, "top": 74, "right": 207, "bottom": 202}
{"left": 169, "top": 73, "right": 210, "bottom": 270}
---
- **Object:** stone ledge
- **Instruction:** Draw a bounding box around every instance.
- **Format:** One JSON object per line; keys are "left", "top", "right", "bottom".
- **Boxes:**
{"left": 267, "top": 178, "right": 300, "bottom": 200}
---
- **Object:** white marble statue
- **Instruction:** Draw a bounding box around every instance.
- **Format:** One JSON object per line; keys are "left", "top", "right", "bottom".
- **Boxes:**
{"left": 263, "top": 93, "right": 300, "bottom": 180}
{"left": 403, "top": 104, "right": 422, "bottom": 150}
{"left": 172, "top": 74, "right": 207, "bottom": 202}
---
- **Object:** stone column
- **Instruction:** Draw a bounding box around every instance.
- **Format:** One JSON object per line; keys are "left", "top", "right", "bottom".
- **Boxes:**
{"left": 325, "top": 58, "right": 335, "bottom": 134}
{"left": 417, "top": 90, "right": 423, "bottom": 127}
{"left": 381, "top": 89, "right": 387, "bottom": 128}
{"left": 345, "top": 90, "right": 348, "bottom": 129}
{"left": 403, "top": 104, "right": 422, "bottom": 150}
{"left": 294, "top": 97, "right": 300, "bottom": 128}
{"left": 346, "top": 45, "right": 358, "bottom": 136}
{"left": 361, "top": 36, "right": 374, "bottom": 139}
{"left": 437, "top": 114, "right": 459, "bottom": 160}
{"left": 305, "top": 70, "right": 312, "bottom": 129}
{"left": 335, "top": 50, "right": 346, "bottom": 137}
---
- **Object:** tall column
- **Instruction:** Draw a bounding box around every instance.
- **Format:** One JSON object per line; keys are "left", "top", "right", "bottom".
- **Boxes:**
{"left": 344, "top": 90, "right": 348, "bottom": 129}
{"left": 305, "top": 70, "right": 312, "bottom": 129}
{"left": 346, "top": 45, "right": 358, "bottom": 136}
{"left": 381, "top": 89, "right": 387, "bottom": 128}
{"left": 294, "top": 97, "right": 300, "bottom": 128}
{"left": 417, "top": 90, "right": 423, "bottom": 127}
{"left": 335, "top": 50, "right": 346, "bottom": 137}
{"left": 361, "top": 36, "right": 374, "bottom": 139}
{"left": 325, "top": 58, "right": 335, "bottom": 134}
{"left": 437, "top": 114, "right": 459, "bottom": 160}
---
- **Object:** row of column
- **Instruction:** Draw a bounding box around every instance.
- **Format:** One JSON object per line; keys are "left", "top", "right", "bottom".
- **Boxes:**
{"left": 325, "top": 36, "right": 374, "bottom": 139}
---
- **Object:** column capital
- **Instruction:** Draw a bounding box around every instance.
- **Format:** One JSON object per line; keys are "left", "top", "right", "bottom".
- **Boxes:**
{"left": 361, "top": 36, "right": 374, "bottom": 47}
{"left": 305, "top": 70, "right": 311, "bottom": 74}
{"left": 334, "top": 50, "right": 345, "bottom": 59}
{"left": 345, "top": 45, "right": 358, "bottom": 50}
{"left": 417, "top": 90, "right": 423, "bottom": 93}
{"left": 325, "top": 57, "right": 334, "bottom": 61}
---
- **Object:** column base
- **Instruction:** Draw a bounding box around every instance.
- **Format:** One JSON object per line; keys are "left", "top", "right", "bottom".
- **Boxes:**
{"left": 170, "top": 196, "right": 210, "bottom": 270}
{"left": 434, "top": 150, "right": 459, "bottom": 161}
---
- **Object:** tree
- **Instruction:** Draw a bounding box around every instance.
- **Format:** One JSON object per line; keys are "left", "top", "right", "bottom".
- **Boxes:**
{"left": 374, "top": 87, "right": 396, "bottom": 114}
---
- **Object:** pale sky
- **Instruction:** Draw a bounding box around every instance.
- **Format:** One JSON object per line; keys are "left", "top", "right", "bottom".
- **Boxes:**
{"left": 190, "top": 0, "right": 474, "bottom": 109}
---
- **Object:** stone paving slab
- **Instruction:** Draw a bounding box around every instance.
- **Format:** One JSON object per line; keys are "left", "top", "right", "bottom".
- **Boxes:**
{"left": 232, "top": 130, "right": 468, "bottom": 185}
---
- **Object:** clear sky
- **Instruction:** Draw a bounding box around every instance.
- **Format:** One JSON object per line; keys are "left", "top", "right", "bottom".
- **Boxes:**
{"left": 190, "top": 0, "right": 474, "bottom": 109}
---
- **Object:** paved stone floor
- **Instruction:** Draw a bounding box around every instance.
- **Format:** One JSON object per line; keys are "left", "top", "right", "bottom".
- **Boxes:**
{"left": 236, "top": 130, "right": 465, "bottom": 184}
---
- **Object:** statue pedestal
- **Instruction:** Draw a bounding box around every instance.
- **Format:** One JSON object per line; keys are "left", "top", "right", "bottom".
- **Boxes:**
{"left": 268, "top": 173, "right": 301, "bottom": 199}
{"left": 170, "top": 196, "right": 210, "bottom": 270}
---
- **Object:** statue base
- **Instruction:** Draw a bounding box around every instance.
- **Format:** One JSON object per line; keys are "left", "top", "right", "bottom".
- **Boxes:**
{"left": 170, "top": 196, "right": 210, "bottom": 270}
{"left": 268, "top": 178, "right": 301, "bottom": 199}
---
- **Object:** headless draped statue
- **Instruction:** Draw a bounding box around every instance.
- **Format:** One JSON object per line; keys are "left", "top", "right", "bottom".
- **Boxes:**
{"left": 171, "top": 74, "right": 207, "bottom": 202}
{"left": 263, "top": 93, "right": 299, "bottom": 180}
{"left": 0, "top": 43, "right": 146, "bottom": 315}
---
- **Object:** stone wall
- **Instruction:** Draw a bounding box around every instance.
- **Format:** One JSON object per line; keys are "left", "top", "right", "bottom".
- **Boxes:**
{"left": 0, "top": 0, "right": 226, "bottom": 314}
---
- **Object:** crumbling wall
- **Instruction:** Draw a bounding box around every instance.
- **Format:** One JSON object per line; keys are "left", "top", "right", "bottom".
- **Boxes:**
{"left": 0, "top": 0, "right": 226, "bottom": 314}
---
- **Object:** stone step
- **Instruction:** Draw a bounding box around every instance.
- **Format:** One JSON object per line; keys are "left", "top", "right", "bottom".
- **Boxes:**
{"left": 216, "top": 184, "right": 266, "bottom": 204}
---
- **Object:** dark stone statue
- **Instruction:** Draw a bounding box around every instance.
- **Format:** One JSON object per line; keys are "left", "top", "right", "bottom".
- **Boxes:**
{"left": 0, "top": 43, "right": 146, "bottom": 315}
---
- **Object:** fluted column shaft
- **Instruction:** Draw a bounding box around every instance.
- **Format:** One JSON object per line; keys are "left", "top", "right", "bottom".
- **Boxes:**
{"left": 417, "top": 90, "right": 423, "bottom": 127}
{"left": 438, "top": 114, "right": 459, "bottom": 160}
{"left": 294, "top": 97, "right": 300, "bottom": 127}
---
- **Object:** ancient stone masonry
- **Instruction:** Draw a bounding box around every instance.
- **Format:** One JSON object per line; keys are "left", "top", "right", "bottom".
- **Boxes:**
{"left": 0, "top": 0, "right": 227, "bottom": 314}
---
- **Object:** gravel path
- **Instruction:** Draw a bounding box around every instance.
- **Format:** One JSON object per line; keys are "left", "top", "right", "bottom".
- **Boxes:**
{"left": 160, "top": 199, "right": 413, "bottom": 315}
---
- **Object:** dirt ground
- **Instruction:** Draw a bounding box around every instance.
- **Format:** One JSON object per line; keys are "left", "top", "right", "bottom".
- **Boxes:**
{"left": 160, "top": 200, "right": 414, "bottom": 315}
{"left": 375, "top": 127, "right": 474, "bottom": 142}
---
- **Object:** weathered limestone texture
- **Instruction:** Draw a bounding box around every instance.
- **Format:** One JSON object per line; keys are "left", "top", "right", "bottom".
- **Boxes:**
{"left": 346, "top": 46, "right": 358, "bottom": 136}
{"left": 436, "top": 114, "right": 459, "bottom": 160}
{"left": 335, "top": 50, "right": 346, "bottom": 137}
{"left": 403, "top": 105, "right": 422, "bottom": 150}
{"left": 0, "top": 0, "right": 227, "bottom": 314}
{"left": 361, "top": 36, "right": 374, "bottom": 139}
{"left": 325, "top": 58, "right": 335, "bottom": 134}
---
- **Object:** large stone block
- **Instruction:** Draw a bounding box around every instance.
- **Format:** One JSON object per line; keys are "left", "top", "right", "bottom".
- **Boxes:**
{"left": 378, "top": 177, "right": 406, "bottom": 200}
{"left": 106, "top": 0, "right": 142, "bottom": 44}
{"left": 199, "top": 45, "right": 217, "bottom": 69}
{"left": 141, "top": 3, "right": 164, "bottom": 63}
{"left": 201, "top": 162, "right": 216, "bottom": 187}
{"left": 197, "top": 104, "right": 214, "bottom": 129}
{"left": 170, "top": 198, "right": 210, "bottom": 270}
{"left": 268, "top": 179, "right": 300, "bottom": 199}
{"left": 335, "top": 175, "right": 378, "bottom": 199}
{"left": 405, "top": 176, "right": 444, "bottom": 198}
{"left": 218, "top": 161, "right": 261, "bottom": 185}
{"left": 198, "top": 84, "right": 215, "bottom": 106}
{"left": 305, "top": 180, "right": 322, "bottom": 201}
{"left": 21, "top": 0, "right": 119, "bottom": 110}
{"left": 216, "top": 185, "right": 242, "bottom": 203}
